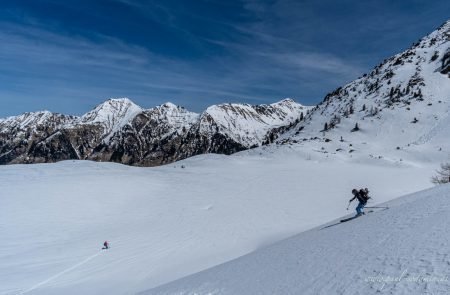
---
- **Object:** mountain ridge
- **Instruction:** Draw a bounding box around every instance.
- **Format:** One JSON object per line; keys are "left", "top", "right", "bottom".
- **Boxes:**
{"left": 0, "top": 98, "right": 308, "bottom": 166}
{"left": 278, "top": 19, "right": 450, "bottom": 159}
{"left": 1, "top": 20, "right": 449, "bottom": 166}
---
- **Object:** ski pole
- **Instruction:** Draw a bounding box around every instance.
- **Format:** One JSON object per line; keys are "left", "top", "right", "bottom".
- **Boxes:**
{"left": 365, "top": 206, "right": 389, "bottom": 209}
{"left": 346, "top": 201, "right": 350, "bottom": 210}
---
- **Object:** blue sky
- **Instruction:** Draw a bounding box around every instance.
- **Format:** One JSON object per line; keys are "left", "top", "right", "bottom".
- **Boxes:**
{"left": 0, "top": 0, "right": 448, "bottom": 117}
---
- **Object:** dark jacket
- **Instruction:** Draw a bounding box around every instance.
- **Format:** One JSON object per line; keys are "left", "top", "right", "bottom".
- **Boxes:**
{"left": 350, "top": 191, "right": 368, "bottom": 204}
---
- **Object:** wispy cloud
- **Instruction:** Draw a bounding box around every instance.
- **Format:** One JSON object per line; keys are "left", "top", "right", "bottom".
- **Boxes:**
{"left": 0, "top": 21, "right": 274, "bottom": 115}
{"left": 0, "top": 0, "right": 447, "bottom": 117}
{"left": 0, "top": 16, "right": 364, "bottom": 117}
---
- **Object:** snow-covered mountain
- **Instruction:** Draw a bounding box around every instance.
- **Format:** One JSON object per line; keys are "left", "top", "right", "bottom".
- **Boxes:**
{"left": 200, "top": 99, "right": 304, "bottom": 147}
{"left": 0, "top": 111, "right": 75, "bottom": 132}
{"left": 281, "top": 20, "right": 450, "bottom": 159}
{"left": 0, "top": 98, "right": 308, "bottom": 166}
{"left": 0, "top": 111, "right": 78, "bottom": 164}
{"left": 2, "top": 21, "right": 449, "bottom": 167}
{"left": 80, "top": 98, "right": 144, "bottom": 143}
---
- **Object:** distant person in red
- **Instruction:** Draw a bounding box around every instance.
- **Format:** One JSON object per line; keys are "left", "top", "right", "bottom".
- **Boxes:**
{"left": 103, "top": 241, "right": 109, "bottom": 249}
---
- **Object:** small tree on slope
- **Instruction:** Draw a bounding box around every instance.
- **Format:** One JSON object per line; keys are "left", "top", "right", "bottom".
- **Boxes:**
{"left": 431, "top": 162, "right": 450, "bottom": 184}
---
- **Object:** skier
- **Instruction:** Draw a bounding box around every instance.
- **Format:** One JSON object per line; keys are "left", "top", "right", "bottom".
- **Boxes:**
{"left": 103, "top": 241, "right": 109, "bottom": 250}
{"left": 349, "top": 188, "right": 370, "bottom": 216}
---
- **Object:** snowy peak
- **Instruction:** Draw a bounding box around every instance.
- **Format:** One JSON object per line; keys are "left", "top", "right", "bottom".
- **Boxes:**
{"left": 149, "top": 102, "right": 199, "bottom": 129}
{"left": 270, "top": 98, "right": 297, "bottom": 108}
{"left": 81, "top": 98, "right": 143, "bottom": 141}
{"left": 0, "top": 97, "right": 307, "bottom": 166}
{"left": 81, "top": 97, "right": 143, "bottom": 124}
{"left": 0, "top": 111, "right": 76, "bottom": 133}
{"left": 200, "top": 99, "right": 309, "bottom": 147}
{"left": 160, "top": 102, "right": 178, "bottom": 109}
{"left": 284, "top": 20, "right": 450, "bottom": 152}
{"left": 423, "top": 19, "right": 450, "bottom": 45}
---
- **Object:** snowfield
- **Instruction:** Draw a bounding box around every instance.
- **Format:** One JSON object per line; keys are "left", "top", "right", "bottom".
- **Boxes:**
{"left": 0, "top": 144, "right": 444, "bottom": 295}
{"left": 148, "top": 183, "right": 450, "bottom": 295}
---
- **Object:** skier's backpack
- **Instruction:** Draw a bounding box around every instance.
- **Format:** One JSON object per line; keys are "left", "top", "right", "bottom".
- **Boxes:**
{"left": 359, "top": 188, "right": 370, "bottom": 202}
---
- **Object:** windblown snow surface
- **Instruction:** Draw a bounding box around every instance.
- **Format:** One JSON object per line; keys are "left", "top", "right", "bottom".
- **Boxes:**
{"left": 148, "top": 183, "right": 450, "bottom": 295}
{"left": 0, "top": 141, "right": 447, "bottom": 295}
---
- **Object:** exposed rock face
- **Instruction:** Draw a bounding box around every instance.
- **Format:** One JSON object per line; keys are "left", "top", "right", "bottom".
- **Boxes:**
{"left": 0, "top": 99, "right": 308, "bottom": 166}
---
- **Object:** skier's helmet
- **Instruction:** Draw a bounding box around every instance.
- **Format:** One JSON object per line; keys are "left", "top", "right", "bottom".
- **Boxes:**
{"left": 352, "top": 189, "right": 358, "bottom": 194}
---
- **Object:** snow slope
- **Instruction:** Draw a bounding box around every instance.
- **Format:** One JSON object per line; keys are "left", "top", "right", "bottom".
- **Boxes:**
{"left": 148, "top": 184, "right": 450, "bottom": 295}
{"left": 281, "top": 20, "right": 450, "bottom": 158}
{"left": 0, "top": 146, "right": 441, "bottom": 295}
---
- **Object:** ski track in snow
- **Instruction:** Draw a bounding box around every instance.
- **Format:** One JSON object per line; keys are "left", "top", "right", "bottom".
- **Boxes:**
{"left": 412, "top": 104, "right": 450, "bottom": 145}
{"left": 15, "top": 251, "right": 103, "bottom": 295}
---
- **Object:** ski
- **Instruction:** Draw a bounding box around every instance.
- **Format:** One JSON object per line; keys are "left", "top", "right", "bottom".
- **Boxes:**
{"left": 340, "top": 216, "right": 360, "bottom": 222}
{"left": 322, "top": 208, "right": 383, "bottom": 229}
{"left": 340, "top": 209, "right": 378, "bottom": 223}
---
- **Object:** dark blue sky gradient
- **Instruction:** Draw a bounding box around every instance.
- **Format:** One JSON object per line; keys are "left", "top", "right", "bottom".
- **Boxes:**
{"left": 0, "top": 0, "right": 449, "bottom": 116}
